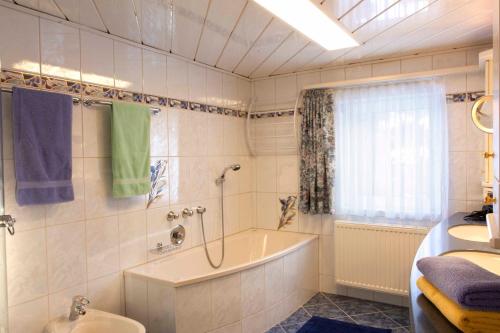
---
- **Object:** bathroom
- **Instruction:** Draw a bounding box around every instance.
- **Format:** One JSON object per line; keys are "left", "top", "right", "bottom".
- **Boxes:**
{"left": 0, "top": 0, "right": 498, "bottom": 332}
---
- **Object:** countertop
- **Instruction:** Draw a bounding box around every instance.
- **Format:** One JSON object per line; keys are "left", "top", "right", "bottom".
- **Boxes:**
{"left": 409, "top": 212, "right": 500, "bottom": 333}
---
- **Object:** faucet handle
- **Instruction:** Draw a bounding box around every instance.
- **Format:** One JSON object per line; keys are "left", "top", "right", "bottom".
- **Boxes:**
{"left": 166, "top": 211, "right": 179, "bottom": 221}
{"left": 182, "top": 208, "right": 194, "bottom": 218}
{"left": 73, "top": 295, "right": 90, "bottom": 306}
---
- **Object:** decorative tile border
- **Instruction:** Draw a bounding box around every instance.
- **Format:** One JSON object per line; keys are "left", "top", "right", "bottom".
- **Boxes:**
{"left": 252, "top": 91, "right": 486, "bottom": 118}
{"left": 0, "top": 69, "right": 247, "bottom": 118}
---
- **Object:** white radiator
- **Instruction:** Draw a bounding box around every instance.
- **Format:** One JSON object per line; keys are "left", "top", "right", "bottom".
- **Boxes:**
{"left": 334, "top": 221, "right": 428, "bottom": 295}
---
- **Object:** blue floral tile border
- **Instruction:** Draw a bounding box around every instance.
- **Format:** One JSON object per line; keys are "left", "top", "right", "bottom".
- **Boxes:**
{"left": 0, "top": 69, "right": 248, "bottom": 118}
{"left": 0, "top": 69, "right": 485, "bottom": 119}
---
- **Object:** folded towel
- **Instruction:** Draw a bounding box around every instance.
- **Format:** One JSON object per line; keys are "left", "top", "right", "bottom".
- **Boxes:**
{"left": 111, "top": 101, "right": 150, "bottom": 197}
{"left": 12, "top": 87, "right": 74, "bottom": 205}
{"left": 417, "top": 256, "right": 500, "bottom": 311}
{"left": 417, "top": 277, "right": 500, "bottom": 333}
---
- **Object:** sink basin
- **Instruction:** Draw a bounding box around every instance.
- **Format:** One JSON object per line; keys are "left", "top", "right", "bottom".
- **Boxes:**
{"left": 448, "top": 224, "right": 489, "bottom": 243}
{"left": 443, "top": 251, "right": 500, "bottom": 275}
{"left": 44, "top": 309, "right": 145, "bottom": 333}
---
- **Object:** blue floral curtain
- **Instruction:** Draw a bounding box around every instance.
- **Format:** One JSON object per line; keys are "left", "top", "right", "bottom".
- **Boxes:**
{"left": 299, "top": 89, "right": 335, "bottom": 215}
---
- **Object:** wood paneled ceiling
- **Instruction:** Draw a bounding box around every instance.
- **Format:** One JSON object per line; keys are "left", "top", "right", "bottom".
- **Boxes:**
{"left": 6, "top": 0, "right": 493, "bottom": 78}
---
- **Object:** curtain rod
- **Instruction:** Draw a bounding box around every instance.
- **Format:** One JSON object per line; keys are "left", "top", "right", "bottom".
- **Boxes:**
{"left": 304, "top": 65, "right": 481, "bottom": 90}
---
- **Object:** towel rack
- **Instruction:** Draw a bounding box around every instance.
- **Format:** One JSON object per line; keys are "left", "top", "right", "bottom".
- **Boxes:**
{"left": 83, "top": 99, "right": 161, "bottom": 115}
{"left": 0, "top": 88, "right": 161, "bottom": 115}
{"left": 1, "top": 87, "right": 81, "bottom": 104}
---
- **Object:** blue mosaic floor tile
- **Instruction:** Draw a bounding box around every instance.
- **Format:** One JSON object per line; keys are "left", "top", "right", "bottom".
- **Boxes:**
{"left": 266, "top": 325, "right": 285, "bottom": 333}
{"left": 323, "top": 293, "right": 356, "bottom": 304}
{"left": 392, "top": 327, "right": 409, "bottom": 333}
{"left": 281, "top": 323, "right": 304, "bottom": 333}
{"left": 303, "top": 303, "right": 345, "bottom": 319}
{"left": 303, "top": 293, "right": 331, "bottom": 306}
{"left": 280, "top": 308, "right": 311, "bottom": 327}
{"left": 334, "top": 298, "right": 381, "bottom": 316}
{"left": 351, "top": 312, "right": 401, "bottom": 329}
{"left": 383, "top": 307, "right": 410, "bottom": 327}
{"left": 372, "top": 301, "right": 407, "bottom": 312}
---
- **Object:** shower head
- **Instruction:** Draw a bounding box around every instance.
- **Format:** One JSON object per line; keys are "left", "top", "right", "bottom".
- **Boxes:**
{"left": 216, "top": 164, "right": 241, "bottom": 184}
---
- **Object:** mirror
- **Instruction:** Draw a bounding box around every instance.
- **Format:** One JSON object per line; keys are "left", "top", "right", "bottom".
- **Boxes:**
{"left": 471, "top": 95, "right": 493, "bottom": 134}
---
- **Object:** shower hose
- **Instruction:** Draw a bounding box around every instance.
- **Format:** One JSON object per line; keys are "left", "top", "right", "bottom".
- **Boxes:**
{"left": 200, "top": 181, "right": 224, "bottom": 269}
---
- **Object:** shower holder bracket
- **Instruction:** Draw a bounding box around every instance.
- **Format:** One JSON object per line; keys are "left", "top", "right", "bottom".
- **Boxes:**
{"left": 0, "top": 215, "right": 15, "bottom": 235}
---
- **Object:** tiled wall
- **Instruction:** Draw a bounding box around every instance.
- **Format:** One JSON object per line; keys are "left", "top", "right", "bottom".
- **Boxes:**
{"left": 251, "top": 45, "right": 491, "bottom": 304}
{"left": 0, "top": 6, "right": 255, "bottom": 333}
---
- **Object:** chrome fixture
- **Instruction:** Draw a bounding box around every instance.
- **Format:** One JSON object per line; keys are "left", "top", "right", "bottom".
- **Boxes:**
{"left": 215, "top": 164, "right": 241, "bottom": 185}
{"left": 201, "top": 163, "right": 241, "bottom": 269}
{"left": 170, "top": 224, "right": 186, "bottom": 245}
{"left": 0, "top": 215, "right": 15, "bottom": 235}
{"left": 83, "top": 99, "right": 161, "bottom": 115}
{"left": 69, "top": 295, "right": 90, "bottom": 321}
{"left": 166, "top": 211, "right": 179, "bottom": 222}
{"left": 181, "top": 208, "right": 194, "bottom": 218}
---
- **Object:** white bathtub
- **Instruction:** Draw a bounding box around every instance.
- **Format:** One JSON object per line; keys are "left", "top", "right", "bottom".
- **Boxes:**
{"left": 124, "top": 229, "right": 319, "bottom": 333}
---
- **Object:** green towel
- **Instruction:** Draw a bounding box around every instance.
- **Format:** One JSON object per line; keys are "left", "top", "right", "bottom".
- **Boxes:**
{"left": 111, "top": 101, "right": 151, "bottom": 198}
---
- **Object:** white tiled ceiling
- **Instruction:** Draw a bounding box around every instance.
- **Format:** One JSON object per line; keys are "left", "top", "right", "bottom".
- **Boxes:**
{"left": 5, "top": 0, "right": 493, "bottom": 78}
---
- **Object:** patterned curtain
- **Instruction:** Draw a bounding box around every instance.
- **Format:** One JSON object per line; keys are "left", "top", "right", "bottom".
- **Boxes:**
{"left": 299, "top": 89, "right": 335, "bottom": 215}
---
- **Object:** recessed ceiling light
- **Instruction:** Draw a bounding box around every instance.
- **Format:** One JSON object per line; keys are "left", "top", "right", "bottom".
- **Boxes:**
{"left": 253, "top": 0, "right": 359, "bottom": 51}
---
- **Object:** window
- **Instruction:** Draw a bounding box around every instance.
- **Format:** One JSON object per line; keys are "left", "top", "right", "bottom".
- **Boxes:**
{"left": 334, "top": 79, "right": 448, "bottom": 221}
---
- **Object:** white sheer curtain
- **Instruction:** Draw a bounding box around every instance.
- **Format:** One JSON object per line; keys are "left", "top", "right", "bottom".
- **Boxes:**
{"left": 335, "top": 79, "right": 448, "bottom": 221}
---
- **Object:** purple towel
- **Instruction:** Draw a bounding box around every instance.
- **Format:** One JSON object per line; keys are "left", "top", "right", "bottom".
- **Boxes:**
{"left": 12, "top": 87, "right": 74, "bottom": 205}
{"left": 417, "top": 256, "right": 500, "bottom": 311}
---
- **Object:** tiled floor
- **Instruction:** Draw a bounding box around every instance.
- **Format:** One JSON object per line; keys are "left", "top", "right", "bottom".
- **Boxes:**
{"left": 267, "top": 293, "right": 410, "bottom": 333}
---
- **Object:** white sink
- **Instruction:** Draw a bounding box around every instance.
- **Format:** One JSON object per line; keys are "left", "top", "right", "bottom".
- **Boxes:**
{"left": 44, "top": 309, "right": 145, "bottom": 333}
{"left": 443, "top": 251, "right": 500, "bottom": 275}
{"left": 448, "top": 224, "right": 489, "bottom": 243}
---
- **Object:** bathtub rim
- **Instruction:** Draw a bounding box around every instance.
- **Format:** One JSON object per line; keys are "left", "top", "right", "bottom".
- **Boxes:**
{"left": 124, "top": 228, "right": 318, "bottom": 288}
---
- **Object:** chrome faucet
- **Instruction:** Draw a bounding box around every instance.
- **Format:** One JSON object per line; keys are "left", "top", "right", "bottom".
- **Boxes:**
{"left": 69, "top": 295, "right": 90, "bottom": 321}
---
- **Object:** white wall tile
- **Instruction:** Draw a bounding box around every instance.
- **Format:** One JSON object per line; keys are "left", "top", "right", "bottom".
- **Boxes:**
{"left": 449, "top": 152, "right": 467, "bottom": 201}
{"left": 83, "top": 158, "right": 118, "bottom": 218}
{"left": 401, "top": 56, "right": 432, "bottom": 73}
{"left": 86, "top": 216, "right": 120, "bottom": 280}
{"left": 256, "top": 193, "right": 277, "bottom": 230}
{"left": 223, "top": 74, "right": 239, "bottom": 109}
{"left": 119, "top": 210, "right": 147, "bottom": 270}
{"left": 0, "top": 7, "right": 40, "bottom": 73}
{"left": 88, "top": 273, "right": 122, "bottom": 315}
{"left": 320, "top": 68, "right": 345, "bottom": 83}
{"left": 189, "top": 63, "right": 207, "bottom": 103}
{"left": 207, "top": 69, "right": 223, "bottom": 106}
{"left": 372, "top": 60, "right": 401, "bottom": 76}
{"left": 81, "top": 31, "right": 114, "bottom": 86}
{"left": 241, "top": 265, "right": 265, "bottom": 317}
{"left": 143, "top": 49, "right": 167, "bottom": 96}
{"left": 211, "top": 273, "right": 241, "bottom": 329}
{"left": 254, "top": 79, "right": 275, "bottom": 111}
{"left": 264, "top": 258, "right": 284, "bottom": 307}
{"left": 114, "top": 41, "right": 142, "bottom": 91}
{"left": 6, "top": 229, "right": 47, "bottom": 306}
{"left": 447, "top": 102, "right": 467, "bottom": 152}
{"left": 167, "top": 56, "right": 189, "bottom": 100}
{"left": 256, "top": 156, "right": 277, "bottom": 193}
{"left": 275, "top": 76, "right": 297, "bottom": 109}
{"left": 8, "top": 296, "right": 48, "bottom": 333}
{"left": 46, "top": 222, "right": 86, "bottom": 293}
{"left": 40, "top": 19, "right": 80, "bottom": 80}
{"left": 345, "top": 64, "right": 372, "bottom": 80}
{"left": 433, "top": 51, "right": 467, "bottom": 69}
{"left": 297, "top": 72, "right": 321, "bottom": 89}
{"left": 175, "top": 281, "right": 212, "bottom": 333}
{"left": 277, "top": 155, "right": 298, "bottom": 193}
